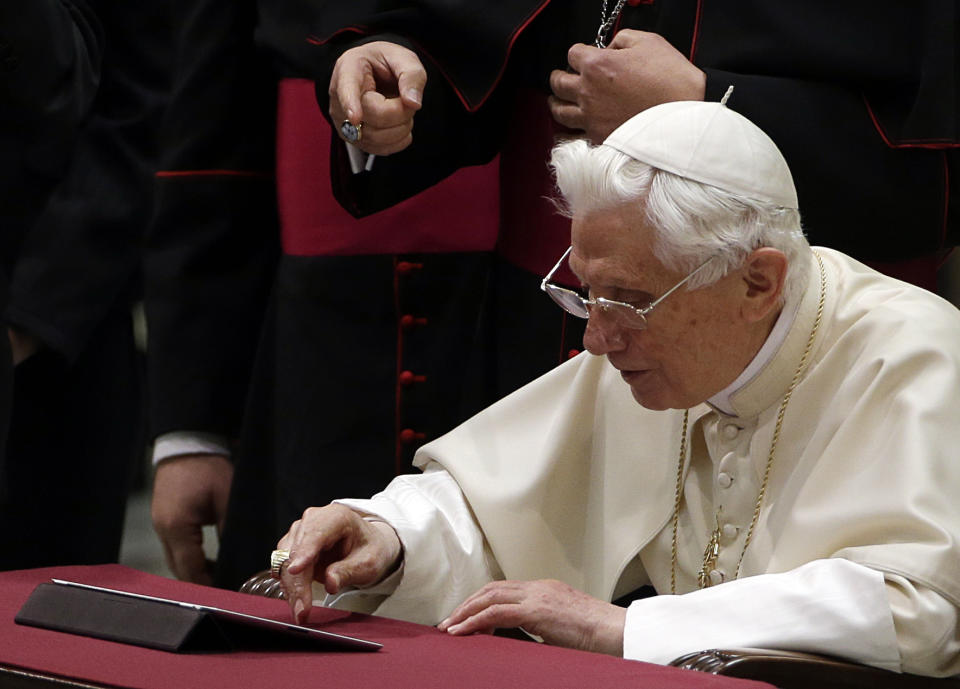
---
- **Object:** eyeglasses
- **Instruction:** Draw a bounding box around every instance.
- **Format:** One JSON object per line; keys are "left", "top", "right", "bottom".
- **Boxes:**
{"left": 540, "top": 246, "right": 716, "bottom": 330}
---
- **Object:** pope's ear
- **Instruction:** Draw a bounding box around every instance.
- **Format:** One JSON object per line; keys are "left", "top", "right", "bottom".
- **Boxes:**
{"left": 740, "top": 248, "right": 787, "bottom": 323}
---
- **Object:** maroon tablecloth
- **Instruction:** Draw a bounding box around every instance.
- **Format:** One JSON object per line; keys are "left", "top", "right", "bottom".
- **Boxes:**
{"left": 0, "top": 565, "right": 773, "bottom": 689}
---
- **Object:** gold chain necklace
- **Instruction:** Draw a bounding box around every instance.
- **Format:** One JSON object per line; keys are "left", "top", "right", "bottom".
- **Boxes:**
{"left": 670, "top": 253, "right": 826, "bottom": 594}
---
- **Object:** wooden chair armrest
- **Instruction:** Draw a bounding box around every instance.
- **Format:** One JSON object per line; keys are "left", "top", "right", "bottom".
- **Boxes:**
{"left": 238, "top": 570, "right": 286, "bottom": 599}
{"left": 670, "top": 648, "right": 960, "bottom": 689}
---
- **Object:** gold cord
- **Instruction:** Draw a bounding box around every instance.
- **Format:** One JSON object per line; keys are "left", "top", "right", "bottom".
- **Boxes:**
{"left": 670, "top": 253, "right": 826, "bottom": 593}
{"left": 669, "top": 410, "right": 689, "bottom": 595}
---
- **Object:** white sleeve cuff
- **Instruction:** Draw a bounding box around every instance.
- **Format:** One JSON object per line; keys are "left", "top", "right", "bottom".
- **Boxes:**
{"left": 152, "top": 431, "right": 231, "bottom": 465}
{"left": 623, "top": 558, "right": 901, "bottom": 673}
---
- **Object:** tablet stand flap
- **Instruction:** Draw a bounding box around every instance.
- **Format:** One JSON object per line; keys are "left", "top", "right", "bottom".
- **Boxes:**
{"left": 15, "top": 583, "right": 230, "bottom": 652}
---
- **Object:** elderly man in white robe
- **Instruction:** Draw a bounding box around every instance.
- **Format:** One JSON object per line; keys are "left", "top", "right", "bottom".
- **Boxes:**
{"left": 274, "top": 94, "right": 960, "bottom": 677}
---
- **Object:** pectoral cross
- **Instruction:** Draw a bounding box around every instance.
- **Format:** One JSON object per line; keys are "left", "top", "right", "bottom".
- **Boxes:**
{"left": 697, "top": 511, "right": 723, "bottom": 589}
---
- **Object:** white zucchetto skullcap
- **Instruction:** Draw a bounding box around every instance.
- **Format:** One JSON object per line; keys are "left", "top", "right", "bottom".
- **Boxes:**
{"left": 603, "top": 93, "right": 799, "bottom": 210}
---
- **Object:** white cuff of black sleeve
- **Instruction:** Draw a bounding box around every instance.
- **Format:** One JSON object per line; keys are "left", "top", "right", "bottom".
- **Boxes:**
{"left": 152, "top": 431, "right": 231, "bottom": 466}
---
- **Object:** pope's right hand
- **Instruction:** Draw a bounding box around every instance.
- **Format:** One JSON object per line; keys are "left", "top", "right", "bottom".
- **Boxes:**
{"left": 328, "top": 41, "right": 426, "bottom": 156}
{"left": 278, "top": 504, "right": 402, "bottom": 624}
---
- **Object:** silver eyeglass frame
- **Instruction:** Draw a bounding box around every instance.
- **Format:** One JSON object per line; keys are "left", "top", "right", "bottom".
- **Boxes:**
{"left": 539, "top": 246, "right": 716, "bottom": 330}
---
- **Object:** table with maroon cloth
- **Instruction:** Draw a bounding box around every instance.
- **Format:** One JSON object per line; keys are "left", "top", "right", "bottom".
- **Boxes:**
{"left": 0, "top": 565, "right": 774, "bottom": 689}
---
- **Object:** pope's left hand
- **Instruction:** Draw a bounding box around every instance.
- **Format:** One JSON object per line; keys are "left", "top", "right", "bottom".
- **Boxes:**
{"left": 437, "top": 579, "right": 627, "bottom": 655}
{"left": 549, "top": 30, "right": 706, "bottom": 143}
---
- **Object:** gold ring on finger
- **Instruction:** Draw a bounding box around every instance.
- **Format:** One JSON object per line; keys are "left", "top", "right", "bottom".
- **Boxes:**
{"left": 270, "top": 549, "right": 291, "bottom": 579}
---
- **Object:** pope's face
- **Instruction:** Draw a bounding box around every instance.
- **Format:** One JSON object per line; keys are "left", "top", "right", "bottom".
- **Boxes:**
{"left": 569, "top": 206, "right": 756, "bottom": 411}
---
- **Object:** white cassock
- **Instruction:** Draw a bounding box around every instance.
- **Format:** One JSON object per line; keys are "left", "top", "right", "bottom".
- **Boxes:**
{"left": 326, "top": 248, "right": 960, "bottom": 678}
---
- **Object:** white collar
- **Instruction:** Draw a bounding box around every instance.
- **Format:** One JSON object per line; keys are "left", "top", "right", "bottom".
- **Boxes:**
{"left": 706, "top": 294, "right": 801, "bottom": 416}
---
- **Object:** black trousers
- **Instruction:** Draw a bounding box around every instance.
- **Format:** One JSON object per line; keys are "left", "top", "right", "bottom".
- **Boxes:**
{"left": 0, "top": 308, "right": 144, "bottom": 569}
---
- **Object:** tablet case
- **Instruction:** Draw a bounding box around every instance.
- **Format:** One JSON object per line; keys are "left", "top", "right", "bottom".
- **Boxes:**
{"left": 15, "top": 582, "right": 366, "bottom": 653}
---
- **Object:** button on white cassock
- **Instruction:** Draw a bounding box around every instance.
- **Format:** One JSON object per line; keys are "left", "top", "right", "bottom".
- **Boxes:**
{"left": 697, "top": 417, "right": 763, "bottom": 587}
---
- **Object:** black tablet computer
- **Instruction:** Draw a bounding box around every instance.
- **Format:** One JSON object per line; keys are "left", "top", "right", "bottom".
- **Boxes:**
{"left": 15, "top": 579, "right": 382, "bottom": 653}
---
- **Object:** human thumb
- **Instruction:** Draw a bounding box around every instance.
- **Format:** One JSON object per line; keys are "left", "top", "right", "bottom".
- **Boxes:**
{"left": 396, "top": 67, "right": 426, "bottom": 110}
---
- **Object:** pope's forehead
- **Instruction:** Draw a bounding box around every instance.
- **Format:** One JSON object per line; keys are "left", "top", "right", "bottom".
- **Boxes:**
{"left": 570, "top": 206, "right": 654, "bottom": 256}
{"left": 571, "top": 204, "right": 648, "bottom": 242}
{"left": 569, "top": 209, "right": 673, "bottom": 284}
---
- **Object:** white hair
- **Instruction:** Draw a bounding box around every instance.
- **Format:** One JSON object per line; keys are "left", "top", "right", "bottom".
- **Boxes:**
{"left": 550, "top": 138, "right": 812, "bottom": 306}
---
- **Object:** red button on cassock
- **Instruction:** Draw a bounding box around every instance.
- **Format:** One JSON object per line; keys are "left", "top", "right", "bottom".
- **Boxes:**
{"left": 396, "top": 261, "right": 423, "bottom": 275}
{"left": 399, "top": 370, "right": 427, "bottom": 386}
{"left": 400, "top": 314, "right": 428, "bottom": 329}
{"left": 399, "top": 428, "right": 426, "bottom": 444}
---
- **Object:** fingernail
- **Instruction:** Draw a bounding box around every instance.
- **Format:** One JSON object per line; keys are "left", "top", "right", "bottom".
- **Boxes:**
{"left": 293, "top": 599, "right": 305, "bottom": 623}
{"left": 447, "top": 623, "right": 462, "bottom": 634}
{"left": 345, "top": 108, "right": 356, "bottom": 122}
{"left": 404, "top": 88, "right": 422, "bottom": 106}
{"left": 438, "top": 618, "right": 450, "bottom": 630}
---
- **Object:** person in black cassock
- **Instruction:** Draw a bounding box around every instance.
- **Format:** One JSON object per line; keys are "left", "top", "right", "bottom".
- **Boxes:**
{"left": 0, "top": 0, "right": 101, "bottom": 468}
{"left": 301, "top": 0, "right": 957, "bottom": 286}
{"left": 0, "top": 0, "right": 172, "bottom": 569}
{"left": 146, "top": 0, "right": 280, "bottom": 585}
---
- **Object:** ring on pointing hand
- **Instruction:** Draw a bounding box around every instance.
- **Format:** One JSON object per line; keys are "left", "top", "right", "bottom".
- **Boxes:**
{"left": 340, "top": 120, "right": 363, "bottom": 143}
{"left": 270, "top": 549, "right": 291, "bottom": 579}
